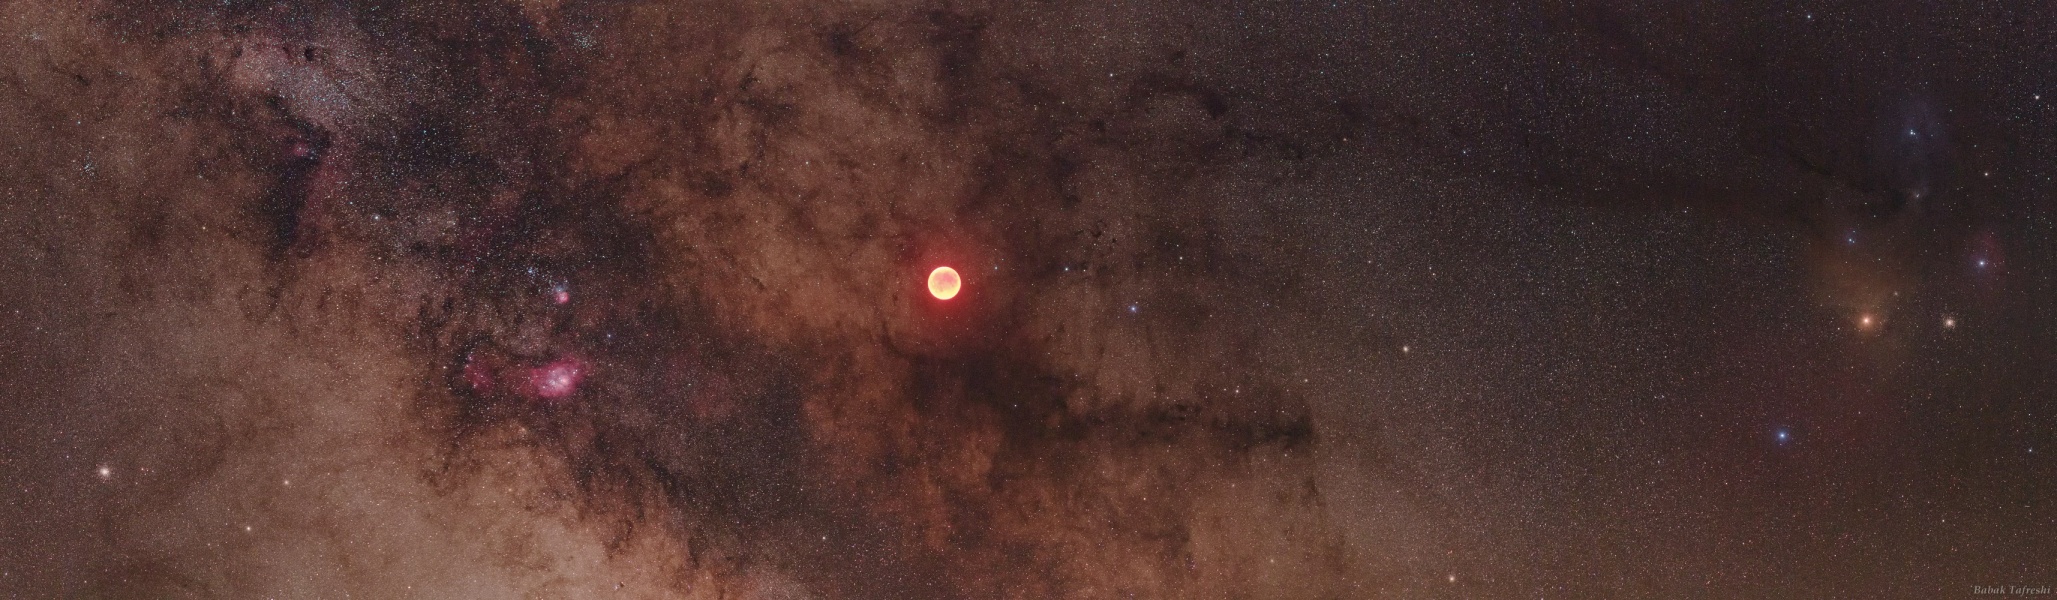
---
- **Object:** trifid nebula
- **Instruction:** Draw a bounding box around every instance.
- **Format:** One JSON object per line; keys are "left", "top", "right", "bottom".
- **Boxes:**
{"left": 1, "top": 1, "right": 2052, "bottom": 598}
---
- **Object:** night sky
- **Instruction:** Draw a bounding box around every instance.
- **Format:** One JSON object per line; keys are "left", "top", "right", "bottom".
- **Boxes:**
{"left": 1, "top": 1, "right": 2052, "bottom": 598}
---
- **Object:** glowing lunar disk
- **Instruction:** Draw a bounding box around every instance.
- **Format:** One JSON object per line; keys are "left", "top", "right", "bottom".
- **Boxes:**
{"left": 928, "top": 266, "right": 962, "bottom": 300}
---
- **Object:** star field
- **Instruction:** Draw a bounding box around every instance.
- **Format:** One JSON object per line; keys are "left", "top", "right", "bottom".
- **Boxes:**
{"left": 1, "top": 1, "right": 2053, "bottom": 598}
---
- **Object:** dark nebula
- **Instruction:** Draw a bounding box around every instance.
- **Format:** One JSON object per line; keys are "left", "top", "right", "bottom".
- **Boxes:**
{"left": 1, "top": 1, "right": 2051, "bottom": 598}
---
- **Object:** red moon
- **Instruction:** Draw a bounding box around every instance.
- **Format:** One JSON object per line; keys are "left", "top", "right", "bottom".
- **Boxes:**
{"left": 928, "top": 267, "right": 962, "bottom": 300}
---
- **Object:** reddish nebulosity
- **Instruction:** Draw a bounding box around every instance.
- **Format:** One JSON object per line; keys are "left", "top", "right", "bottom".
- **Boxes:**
{"left": 462, "top": 351, "right": 587, "bottom": 402}
{"left": 528, "top": 358, "right": 586, "bottom": 400}
{"left": 5, "top": 1, "right": 2047, "bottom": 598}
{"left": 23, "top": 2, "right": 1339, "bottom": 597}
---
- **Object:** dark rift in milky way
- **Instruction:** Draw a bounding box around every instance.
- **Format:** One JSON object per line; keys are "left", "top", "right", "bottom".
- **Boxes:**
{"left": 12, "top": 0, "right": 2055, "bottom": 597}
{"left": 89, "top": 0, "right": 1336, "bottom": 597}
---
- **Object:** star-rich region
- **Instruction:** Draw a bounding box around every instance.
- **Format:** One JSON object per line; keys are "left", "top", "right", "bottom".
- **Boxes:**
{"left": 0, "top": 1, "right": 2051, "bottom": 598}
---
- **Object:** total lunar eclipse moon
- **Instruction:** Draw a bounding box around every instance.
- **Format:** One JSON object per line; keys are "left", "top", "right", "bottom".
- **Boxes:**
{"left": 1, "top": 1, "right": 2051, "bottom": 599}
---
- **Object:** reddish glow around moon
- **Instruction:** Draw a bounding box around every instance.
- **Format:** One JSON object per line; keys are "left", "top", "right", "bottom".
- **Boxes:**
{"left": 928, "top": 266, "right": 962, "bottom": 300}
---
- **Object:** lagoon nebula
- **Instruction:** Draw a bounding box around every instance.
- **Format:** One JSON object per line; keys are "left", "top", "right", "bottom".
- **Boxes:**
{"left": 1, "top": 1, "right": 2052, "bottom": 598}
